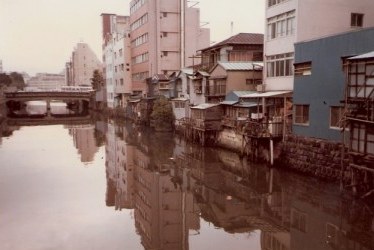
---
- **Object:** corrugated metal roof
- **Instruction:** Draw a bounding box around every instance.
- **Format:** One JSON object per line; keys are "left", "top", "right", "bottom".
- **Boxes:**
{"left": 220, "top": 100, "right": 238, "bottom": 105}
{"left": 242, "top": 91, "right": 292, "bottom": 98}
{"left": 171, "top": 97, "right": 189, "bottom": 101}
{"left": 348, "top": 51, "right": 374, "bottom": 60}
{"left": 234, "top": 102, "right": 258, "bottom": 108}
{"left": 218, "top": 62, "right": 263, "bottom": 71}
{"left": 191, "top": 103, "right": 220, "bottom": 110}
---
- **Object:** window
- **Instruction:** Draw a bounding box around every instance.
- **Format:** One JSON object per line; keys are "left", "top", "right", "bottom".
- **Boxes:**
{"left": 294, "top": 62, "right": 312, "bottom": 76}
{"left": 268, "top": 0, "right": 288, "bottom": 7}
{"left": 174, "top": 102, "right": 185, "bottom": 109}
{"left": 120, "top": 79, "right": 124, "bottom": 86}
{"left": 351, "top": 13, "right": 364, "bottom": 27}
{"left": 130, "top": 0, "right": 147, "bottom": 14}
{"left": 132, "top": 71, "right": 149, "bottom": 81}
{"left": 163, "top": 12, "right": 167, "bottom": 17}
{"left": 330, "top": 106, "right": 344, "bottom": 129}
{"left": 132, "top": 52, "right": 149, "bottom": 64}
{"left": 267, "top": 10, "right": 295, "bottom": 40}
{"left": 294, "top": 105, "right": 309, "bottom": 125}
{"left": 326, "top": 223, "right": 339, "bottom": 246}
{"left": 130, "top": 14, "right": 148, "bottom": 31}
{"left": 266, "top": 53, "right": 294, "bottom": 77}
{"left": 162, "top": 32, "right": 168, "bottom": 38}
{"left": 162, "top": 51, "right": 168, "bottom": 57}
{"left": 119, "top": 49, "right": 123, "bottom": 57}
{"left": 131, "top": 33, "right": 149, "bottom": 47}
{"left": 291, "top": 209, "right": 307, "bottom": 232}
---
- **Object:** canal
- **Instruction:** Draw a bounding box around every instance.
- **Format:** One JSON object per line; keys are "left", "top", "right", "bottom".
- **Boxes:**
{"left": 0, "top": 108, "right": 373, "bottom": 249}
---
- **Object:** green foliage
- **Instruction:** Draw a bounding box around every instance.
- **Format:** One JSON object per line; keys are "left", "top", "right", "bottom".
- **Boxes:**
{"left": 151, "top": 96, "right": 175, "bottom": 131}
{"left": 91, "top": 70, "right": 104, "bottom": 90}
{"left": 9, "top": 72, "right": 25, "bottom": 89}
{"left": 0, "top": 73, "right": 12, "bottom": 86}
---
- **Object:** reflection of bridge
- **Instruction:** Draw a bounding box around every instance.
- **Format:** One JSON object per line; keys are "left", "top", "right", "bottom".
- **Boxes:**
{"left": 4, "top": 91, "right": 94, "bottom": 102}
{"left": 6, "top": 114, "right": 94, "bottom": 127}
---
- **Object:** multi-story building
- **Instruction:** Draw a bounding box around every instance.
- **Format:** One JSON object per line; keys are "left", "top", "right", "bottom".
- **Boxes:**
{"left": 101, "top": 14, "right": 133, "bottom": 109}
{"left": 66, "top": 42, "right": 102, "bottom": 86}
{"left": 129, "top": 0, "right": 210, "bottom": 96}
{"left": 264, "top": 0, "right": 374, "bottom": 92}
{"left": 26, "top": 73, "right": 65, "bottom": 91}
{"left": 293, "top": 27, "right": 374, "bottom": 142}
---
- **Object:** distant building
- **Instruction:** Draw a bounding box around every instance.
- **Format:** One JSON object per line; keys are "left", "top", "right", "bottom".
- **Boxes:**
{"left": 0, "top": 60, "right": 3, "bottom": 73}
{"left": 66, "top": 43, "right": 102, "bottom": 86}
{"left": 26, "top": 73, "right": 65, "bottom": 91}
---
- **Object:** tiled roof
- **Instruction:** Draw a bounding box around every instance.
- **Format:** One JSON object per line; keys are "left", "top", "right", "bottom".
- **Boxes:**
{"left": 201, "top": 33, "right": 264, "bottom": 51}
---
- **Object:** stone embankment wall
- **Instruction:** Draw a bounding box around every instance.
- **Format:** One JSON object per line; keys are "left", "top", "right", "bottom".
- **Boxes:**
{"left": 278, "top": 135, "right": 350, "bottom": 183}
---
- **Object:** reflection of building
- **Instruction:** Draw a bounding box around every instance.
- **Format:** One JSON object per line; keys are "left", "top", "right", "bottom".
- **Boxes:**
{"left": 103, "top": 121, "right": 374, "bottom": 249}
{"left": 132, "top": 146, "right": 196, "bottom": 249}
{"left": 105, "top": 122, "right": 134, "bottom": 209}
{"left": 70, "top": 125, "right": 98, "bottom": 163}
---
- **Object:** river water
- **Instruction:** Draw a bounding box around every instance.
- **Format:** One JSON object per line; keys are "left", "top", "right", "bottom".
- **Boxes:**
{"left": 0, "top": 106, "right": 373, "bottom": 250}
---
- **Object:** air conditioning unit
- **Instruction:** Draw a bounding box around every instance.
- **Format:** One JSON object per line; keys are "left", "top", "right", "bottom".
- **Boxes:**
{"left": 256, "top": 84, "right": 266, "bottom": 92}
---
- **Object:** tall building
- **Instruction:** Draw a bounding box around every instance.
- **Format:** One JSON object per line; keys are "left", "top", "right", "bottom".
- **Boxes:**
{"left": 264, "top": 0, "right": 374, "bottom": 91}
{"left": 66, "top": 43, "right": 102, "bottom": 86}
{"left": 101, "top": 14, "right": 133, "bottom": 109}
{"left": 129, "top": 0, "right": 210, "bottom": 95}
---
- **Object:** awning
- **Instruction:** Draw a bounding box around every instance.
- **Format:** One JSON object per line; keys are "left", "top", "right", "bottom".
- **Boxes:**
{"left": 128, "top": 99, "right": 141, "bottom": 103}
{"left": 171, "top": 97, "right": 189, "bottom": 102}
{"left": 242, "top": 90, "right": 292, "bottom": 98}
{"left": 191, "top": 103, "right": 220, "bottom": 110}
{"left": 234, "top": 102, "right": 258, "bottom": 108}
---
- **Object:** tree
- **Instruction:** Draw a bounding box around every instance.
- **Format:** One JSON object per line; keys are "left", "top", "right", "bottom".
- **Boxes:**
{"left": 151, "top": 96, "right": 175, "bottom": 132}
{"left": 91, "top": 70, "right": 104, "bottom": 90}
{"left": 9, "top": 72, "right": 25, "bottom": 89}
{"left": 0, "top": 73, "right": 12, "bottom": 86}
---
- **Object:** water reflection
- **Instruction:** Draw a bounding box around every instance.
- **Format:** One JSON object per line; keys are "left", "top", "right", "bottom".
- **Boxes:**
{"left": 104, "top": 120, "right": 374, "bottom": 250}
{"left": 0, "top": 113, "right": 373, "bottom": 250}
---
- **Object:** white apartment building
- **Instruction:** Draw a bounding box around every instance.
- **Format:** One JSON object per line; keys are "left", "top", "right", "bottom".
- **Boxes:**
{"left": 66, "top": 43, "right": 102, "bottom": 86}
{"left": 102, "top": 15, "right": 133, "bottom": 109}
{"left": 26, "top": 73, "right": 65, "bottom": 91}
{"left": 264, "top": 0, "right": 374, "bottom": 91}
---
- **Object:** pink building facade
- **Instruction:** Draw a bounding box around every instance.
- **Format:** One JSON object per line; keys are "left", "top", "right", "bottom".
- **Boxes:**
{"left": 129, "top": 0, "right": 210, "bottom": 96}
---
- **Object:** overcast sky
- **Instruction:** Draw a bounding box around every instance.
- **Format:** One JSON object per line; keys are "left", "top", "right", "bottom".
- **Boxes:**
{"left": 0, "top": 0, "right": 265, "bottom": 76}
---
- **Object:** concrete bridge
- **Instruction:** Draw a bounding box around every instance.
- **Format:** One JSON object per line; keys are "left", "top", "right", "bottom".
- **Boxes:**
{"left": 4, "top": 90, "right": 94, "bottom": 102}
{"left": 4, "top": 90, "right": 95, "bottom": 112}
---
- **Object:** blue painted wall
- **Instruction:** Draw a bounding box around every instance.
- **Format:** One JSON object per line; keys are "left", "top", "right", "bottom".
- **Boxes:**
{"left": 293, "top": 27, "right": 374, "bottom": 142}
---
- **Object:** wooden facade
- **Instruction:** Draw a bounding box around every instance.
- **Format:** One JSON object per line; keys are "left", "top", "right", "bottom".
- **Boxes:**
{"left": 344, "top": 53, "right": 374, "bottom": 170}
{"left": 182, "top": 104, "right": 223, "bottom": 146}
